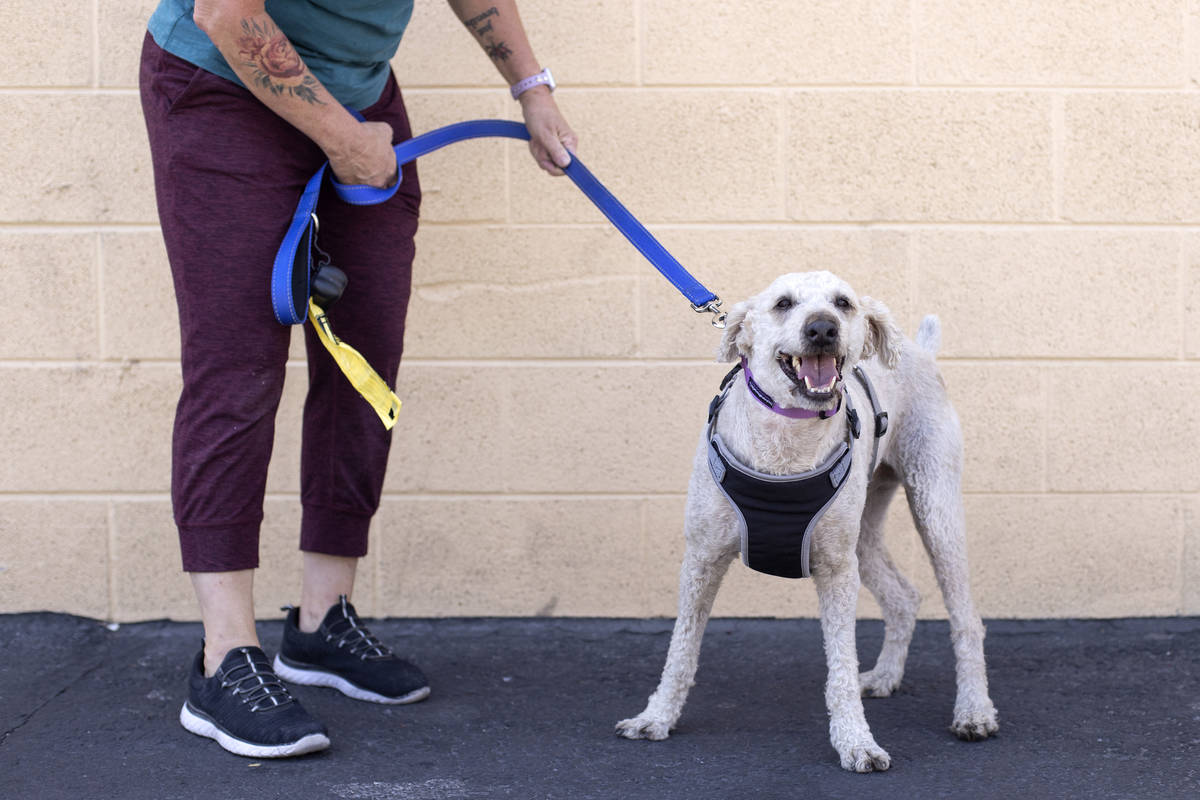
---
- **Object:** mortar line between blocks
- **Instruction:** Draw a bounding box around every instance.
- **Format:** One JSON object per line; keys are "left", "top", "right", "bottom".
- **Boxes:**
{"left": 910, "top": 0, "right": 921, "bottom": 86}
{"left": 106, "top": 500, "right": 117, "bottom": 622}
{"left": 502, "top": 93, "right": 512, "bottom": 223}
{"left": 96, "top": 234, "right": 107, "bottom": 359}
{"left": 91, "top": 0, "right": 100, "bottom": 89}
{"left": 1184, "top": 1, "right": 1195, "bottom": 90}
{"left": 1177, "top": 495, "right": 1189, "bottom": 614}
{"left": 1052, "top": 94, "right": 1065, "bottom": 221}
{"left": 1040, "top": 367, "right": 1049, "bottom": 494}
{"left": 1180, "top": 234, "right": 1188, "bottom": 360}
{"left": 633, "top": 0, "right": 644, "bottom": 87}
{"left": 776, "top": 89, "right": 788, "bottom": 219}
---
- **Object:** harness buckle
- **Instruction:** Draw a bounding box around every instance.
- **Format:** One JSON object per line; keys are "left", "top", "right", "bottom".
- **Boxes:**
{"left": 875, "top": 411, "right": 889, "bottom": 438}
{"left": 847, "top": 407, "right": 862, "bottom": 439}
{"left": 691, "top": 298, "right": 728, "bottom": 329}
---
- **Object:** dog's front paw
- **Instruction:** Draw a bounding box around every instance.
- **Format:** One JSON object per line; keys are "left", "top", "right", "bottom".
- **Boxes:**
{"left": 858, "top": 668, "right": 902, "bottom": 698}
{"left": 838, "top": 740, "right": 891, "bottom": 773}
{"left": 951, "top": 702, "right": 999, "bottom": 741}
{"left": 615, "top": 715, "right": 672, "bottom": 741}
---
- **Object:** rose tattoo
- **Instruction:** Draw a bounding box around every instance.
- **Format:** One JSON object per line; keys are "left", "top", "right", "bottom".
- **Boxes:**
{"left": 238, "top": 18, "right": 323, "bottom": 104}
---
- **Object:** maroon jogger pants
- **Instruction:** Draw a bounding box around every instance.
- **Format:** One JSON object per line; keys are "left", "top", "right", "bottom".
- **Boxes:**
{"left": 139, "top": 34, "right": 421, "bottom": 571}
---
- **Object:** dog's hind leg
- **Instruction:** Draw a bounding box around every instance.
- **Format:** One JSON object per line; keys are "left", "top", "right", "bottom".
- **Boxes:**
{"left": 615, "top": 544, "right": 735, "bottom": 741}
{"left": 904, "top": 461, "right": 999, "bottom": 741}
{"left": 857, "top": 468, "right": 921, "bottom": 698}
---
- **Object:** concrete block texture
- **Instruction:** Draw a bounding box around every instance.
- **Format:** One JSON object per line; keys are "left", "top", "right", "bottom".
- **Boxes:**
{"left": 0, "top": 364, "right": 176, "bottom": 493}
{"left": 1185, "top": 233, "right": 1200, "bottom": 359}
{"left": 99, "top": 0, "right": 160, "bottom": 87}
{"left": 1065, "top": 93, "right": 1200, "bottom": 223}
{"left": 109, "top": 498, "right": 379, "bottom": 623}
{"left": 509, "top": 91, "right": 784, "bottom": 224}
{"left": 1046, "top": 364, "right": 1200, "bottom": 494}
{"left": 637, "top": 228, "right": 912, "bottom": 359}
{"left": 0, "top": 93, "right": 157, "bottom": 224}
{"left": 786, "top": 91, "right": 1053, "bottom": 222}
{"left": 1186, "top": 496, "right": 1200, "bottom": 614}
{"left": 402, "top": 91, "right": 509, "bottom": 223}
{"left": 0, "top": 232, "right": 100, "bottom": 359}
{"left": 0, "top": 1, "right": 92, "bottom": 87}
{"left": 0, "top": 500, "right": 109, "bottom": 618}
{"left": 385, "top": 363, "right": 726, "bottom": 495}
{"left": 404, "top": 225, "right": 644, "bottom": 357}
{"left": 643, "top": 0, "right": 912, "bottom": 86}
{"left": 917, "top": 1, "right": 1186, "bottom": 86}
{"left": 100, "top": 232, "right": 178, "bottom": 360}
{"left": 6, "top": 1, "right": 1200, "bottom": 620}
{"left": 375, "top": 497, "right": 646, "bottom": 617}
{"left": 393, "top": 0, "right": 637, "bottom": 88}
{"left": 964, "top": 494, "right": 1186, "bottom": 618}
{"left": 915, "top": 230, "right": 1181, "bottom": 358}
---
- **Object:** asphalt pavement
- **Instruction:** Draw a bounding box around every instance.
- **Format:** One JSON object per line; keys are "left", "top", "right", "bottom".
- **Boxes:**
{"left": 1, "top": 613, "right": 1197, "bottom": 800}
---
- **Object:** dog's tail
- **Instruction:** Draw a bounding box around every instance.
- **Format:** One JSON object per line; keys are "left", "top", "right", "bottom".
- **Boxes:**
{"left": 916, "top": 315, "right": 941, "bottom": 355}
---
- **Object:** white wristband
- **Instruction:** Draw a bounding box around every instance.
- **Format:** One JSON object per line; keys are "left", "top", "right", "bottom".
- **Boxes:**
{"left": 510, "top": 67, "right": 556, "bottom": 100}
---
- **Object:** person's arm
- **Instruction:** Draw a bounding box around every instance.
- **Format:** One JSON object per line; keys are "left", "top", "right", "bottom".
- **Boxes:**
{"left": 193, "top": 0, "right": 396, "bottom": 187}
{"left": 446, "top": 0, "right": 577, "bottom": 175}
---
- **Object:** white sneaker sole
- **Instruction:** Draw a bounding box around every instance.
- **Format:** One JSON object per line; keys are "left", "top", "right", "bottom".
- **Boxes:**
{"left": 273, "top": 655, "right": 431, "bottom": 705}
{"left": 179, "top": 702, "right": 330, "bottom": 758}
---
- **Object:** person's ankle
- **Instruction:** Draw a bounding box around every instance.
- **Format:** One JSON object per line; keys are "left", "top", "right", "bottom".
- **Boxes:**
{"left": 203, "top": 639, "right": 261, "bottom": 677}
{"left": 298, "top": 606, "right": 325, "bottom": 634}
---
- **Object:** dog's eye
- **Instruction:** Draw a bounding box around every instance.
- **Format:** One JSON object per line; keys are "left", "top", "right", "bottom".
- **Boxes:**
{"left": 834, "top": 296, "right": 852, "bottom": 310}
{"left": 774, "top": 297, "right": 793, "bottom": 311}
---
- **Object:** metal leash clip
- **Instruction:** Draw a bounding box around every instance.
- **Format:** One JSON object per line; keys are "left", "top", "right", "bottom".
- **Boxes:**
{"left": 692, "top": 298, "right": 728, "bottom": 329}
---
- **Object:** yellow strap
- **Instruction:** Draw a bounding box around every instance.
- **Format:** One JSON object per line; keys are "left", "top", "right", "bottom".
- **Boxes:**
{"left": 308, "top": 299, "right": 401, "bottom": 430}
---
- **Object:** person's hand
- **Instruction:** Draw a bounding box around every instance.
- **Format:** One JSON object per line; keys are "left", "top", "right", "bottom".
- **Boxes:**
{"left": 519, "top": 88, "right": 577, "bottom": 176}
{"left": 326, "top": 120, "right": 398, "bottom": 187}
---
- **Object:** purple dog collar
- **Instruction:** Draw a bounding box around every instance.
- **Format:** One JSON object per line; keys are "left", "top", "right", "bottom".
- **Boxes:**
{"left": 740, "top": 357, "right": 841, "bottom": 420}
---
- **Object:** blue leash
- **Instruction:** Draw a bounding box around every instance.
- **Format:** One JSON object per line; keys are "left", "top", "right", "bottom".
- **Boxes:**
{"left": 271, "top": 119, "right": 725, "bottom": 328}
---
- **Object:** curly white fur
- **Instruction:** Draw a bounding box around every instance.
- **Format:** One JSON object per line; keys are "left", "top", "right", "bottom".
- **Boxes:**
{"left": 616, "top": 271, "right": 998, "bottom": 772}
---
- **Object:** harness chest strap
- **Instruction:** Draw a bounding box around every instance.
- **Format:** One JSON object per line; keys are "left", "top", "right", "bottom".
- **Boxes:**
{"left": 706, "top": 364, "right": 888, "bottom": 579}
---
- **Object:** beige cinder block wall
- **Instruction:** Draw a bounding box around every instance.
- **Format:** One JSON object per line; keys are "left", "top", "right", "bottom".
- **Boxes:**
{"left": 1, "top": 1, "right": 1197, "bottom": 622}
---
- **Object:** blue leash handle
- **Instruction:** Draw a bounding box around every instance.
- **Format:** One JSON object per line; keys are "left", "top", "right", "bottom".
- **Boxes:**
{"left": 272, "top": 119, "right": 721, "bottom": 325}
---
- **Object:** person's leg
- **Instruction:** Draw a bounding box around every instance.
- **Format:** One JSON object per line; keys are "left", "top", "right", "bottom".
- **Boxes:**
{"left": 299, "top": 553, "right": 356, "bottom": 632}
{"left": 191, "top": 571, "right": 257, "bottom": 676}
{"left": 141, "top": 34, "right": 331, "bottom": 755}
{"left": 271, "top": 76, "right": 428, "bottom": 704}
{"left": 297, "top": 72, "right": 420, "bottom": 607}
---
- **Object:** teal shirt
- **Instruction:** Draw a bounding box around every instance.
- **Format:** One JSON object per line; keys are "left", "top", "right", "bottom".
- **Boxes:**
{"left": 148, "top": 0, "right": 414, "bottom": 110}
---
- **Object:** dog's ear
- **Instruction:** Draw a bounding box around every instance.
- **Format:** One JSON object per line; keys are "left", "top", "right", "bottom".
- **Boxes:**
{"left": 716, "top": 301, "right": 751, "bottom": 362}
{"left": 860, "top": 296, "right": 902, "bottom": 368}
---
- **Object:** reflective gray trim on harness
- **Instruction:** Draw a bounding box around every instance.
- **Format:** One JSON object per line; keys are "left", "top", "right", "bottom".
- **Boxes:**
{"left": 707, "top": 363, "right": 887, "bottom": 579}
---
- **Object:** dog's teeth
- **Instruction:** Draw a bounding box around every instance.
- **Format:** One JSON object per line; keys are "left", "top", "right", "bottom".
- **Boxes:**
{"left": 792, "top": 355, "right": 803, "bottom": 373}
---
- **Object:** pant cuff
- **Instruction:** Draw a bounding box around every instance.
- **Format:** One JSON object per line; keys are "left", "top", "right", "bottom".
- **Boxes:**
{"left": 300, "top": 504, "right": 372, "bottom": 558}
{"left": 178, "top": 519, "right": 262, "bottom": 572}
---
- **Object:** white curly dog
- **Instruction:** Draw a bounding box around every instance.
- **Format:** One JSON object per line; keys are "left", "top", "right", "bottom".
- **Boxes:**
{"left": 616, "top": 271, "right": 998, "bottom": 772}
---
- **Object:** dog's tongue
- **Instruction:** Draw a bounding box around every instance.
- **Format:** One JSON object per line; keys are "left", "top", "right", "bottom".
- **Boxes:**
{"left": 798, "top": 354, "right": 839, "bottom": 389}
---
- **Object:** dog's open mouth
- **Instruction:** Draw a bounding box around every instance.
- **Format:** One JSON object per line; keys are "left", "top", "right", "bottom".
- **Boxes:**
{"left": 778, "top": 352, "right": 844, "bottom": 401}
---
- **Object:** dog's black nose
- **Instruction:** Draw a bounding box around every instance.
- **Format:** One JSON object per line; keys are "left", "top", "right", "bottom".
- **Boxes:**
{"left": 805, "top": 317, "right": 839, "bottom": 347}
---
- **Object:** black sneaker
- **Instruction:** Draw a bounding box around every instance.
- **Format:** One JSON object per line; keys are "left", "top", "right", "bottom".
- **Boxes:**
{"left": 273, "top": 596, "right": 431, "bottom": 705}
{"left": 179, "top": 645, "right": 330, "bottom": 758}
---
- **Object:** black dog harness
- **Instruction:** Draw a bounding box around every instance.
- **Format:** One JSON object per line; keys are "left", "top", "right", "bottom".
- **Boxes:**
{"left": 706, "top": 364, "right": 888, "bottom": 579}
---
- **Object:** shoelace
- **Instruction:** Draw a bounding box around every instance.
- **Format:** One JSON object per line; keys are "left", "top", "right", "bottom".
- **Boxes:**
{"left": 323, "top": 596, "right": 393, "bottom": 660}
{"left": 219, "top": 648, "right": 295, "bottom": 712}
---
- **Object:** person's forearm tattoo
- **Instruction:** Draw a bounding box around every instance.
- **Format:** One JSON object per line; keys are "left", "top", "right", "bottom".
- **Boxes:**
{"left": 238, "top": 18, "right": 324, "bottom": 103}
{"left": 463, "top": 6, "right": 512, "bottom": 62}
